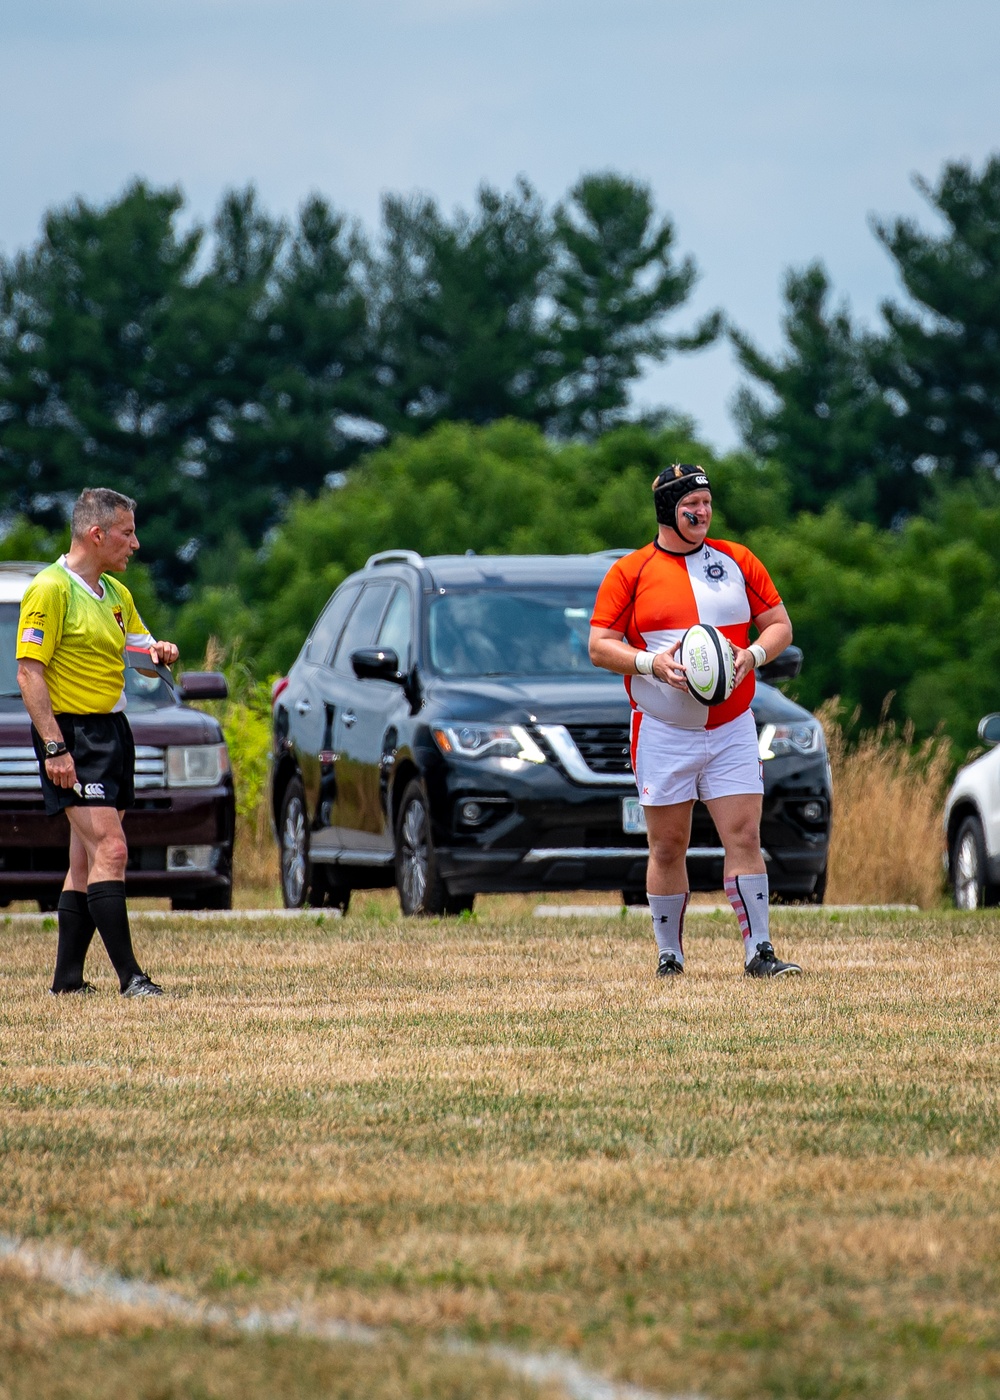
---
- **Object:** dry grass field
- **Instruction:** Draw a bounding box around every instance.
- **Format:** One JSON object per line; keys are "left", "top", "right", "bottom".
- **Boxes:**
{"left": 2, "top": 903, "right": 1000, "bottom": 1400}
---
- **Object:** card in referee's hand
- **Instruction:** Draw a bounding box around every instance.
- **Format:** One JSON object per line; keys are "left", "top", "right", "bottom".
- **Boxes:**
{"left": 125, "top": 645, "right": 174, "bottom": 686}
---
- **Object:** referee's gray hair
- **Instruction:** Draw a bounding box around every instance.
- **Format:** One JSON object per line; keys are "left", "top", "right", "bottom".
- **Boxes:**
{"left": 71, "top": 488, "right": 137, "bottom": 539}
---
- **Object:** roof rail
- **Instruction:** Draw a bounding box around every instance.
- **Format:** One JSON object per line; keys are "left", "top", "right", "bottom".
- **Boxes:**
{"left": 365, "top": 549, "right": 426, "bottom": 570}
{"left": 0, "top": 560, "right": 47, "bottom": 574}
{"left": 591, "top": 548, "right": 631, "bottom": 558}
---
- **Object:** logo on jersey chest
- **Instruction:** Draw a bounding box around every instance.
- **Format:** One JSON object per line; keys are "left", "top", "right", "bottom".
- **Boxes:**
{"left": 112, "top": 605, "right": 125, "bottom": 637}
{"left": 704, "top": 559, "right": 728, "bottom": 582}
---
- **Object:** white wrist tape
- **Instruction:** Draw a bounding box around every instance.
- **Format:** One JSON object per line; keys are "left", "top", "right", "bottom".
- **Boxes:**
{"left": 634, "top": 649, "right": 656, "bottom": 676}
{"left": 748, "top": 643, "right": 767, "bottom": 669}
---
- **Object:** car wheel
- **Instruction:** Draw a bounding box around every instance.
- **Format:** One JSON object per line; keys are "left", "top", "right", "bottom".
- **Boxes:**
{"left": 952, "top": 816, "right": 997, "bottom": 909}
{"left": 279, "top": 776, "right": 310, "bottom": 909}
{"left": 622, "top": 887, "right": 647, "bottom": 906}
{"left": 395, "top": 779, "right": 457, "bottom": 916}
{"left": 37, "top": 895, "right": 59, "bottom": 913}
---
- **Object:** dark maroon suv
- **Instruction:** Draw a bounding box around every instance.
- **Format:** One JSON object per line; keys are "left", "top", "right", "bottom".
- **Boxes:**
{"left": 0, "top": 563, "right": 235, "bottom": 910}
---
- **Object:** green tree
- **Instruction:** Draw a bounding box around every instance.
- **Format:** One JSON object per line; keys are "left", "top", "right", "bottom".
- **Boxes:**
{"left": 870, "top": 156, "right": 1000, "bottom": 484}
{"left": 733, "top": 156, "right": 1000, "bottom": 526}
{"left": 371, "top": 180, "right": 556, "bottom": 430}
{"left": 551, "top": 172, "right": 720, "bottom": 437}
{"left": 731, "top": 264, "right": 905, "bottom": 523}
{"left": 0, "top": 182, "right": 206, "bottom": 566}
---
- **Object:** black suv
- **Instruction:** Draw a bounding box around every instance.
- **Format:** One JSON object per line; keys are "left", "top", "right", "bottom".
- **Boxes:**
{"left": 270, "top": 550, "right": 831, "bottom": 913}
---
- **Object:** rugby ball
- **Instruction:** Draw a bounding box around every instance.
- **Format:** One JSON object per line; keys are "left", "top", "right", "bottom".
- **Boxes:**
{"left": 680, "top": 624, "right": 737, "bottom": 706}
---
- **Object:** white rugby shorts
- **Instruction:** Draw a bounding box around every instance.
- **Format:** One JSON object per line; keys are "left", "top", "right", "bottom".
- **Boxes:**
{"left": 631, "top": 707, "right": 763, "bottom": 807}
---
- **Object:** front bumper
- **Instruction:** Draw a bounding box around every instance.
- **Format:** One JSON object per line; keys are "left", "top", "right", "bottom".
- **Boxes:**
{"left": 419, "top": 741, "right": 830, "bottom": 898}
{"left": 0, "top": 786, "right": 235, "bottom": 903}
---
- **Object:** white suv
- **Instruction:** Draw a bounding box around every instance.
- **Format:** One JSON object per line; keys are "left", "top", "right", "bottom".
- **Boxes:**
{"left": 944, "top": 713, "right": 1000, "bottom": 908}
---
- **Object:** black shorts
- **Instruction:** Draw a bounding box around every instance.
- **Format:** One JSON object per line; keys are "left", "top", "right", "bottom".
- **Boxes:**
{"left": 32, "top": 712, "right": 136, "bottom": 815}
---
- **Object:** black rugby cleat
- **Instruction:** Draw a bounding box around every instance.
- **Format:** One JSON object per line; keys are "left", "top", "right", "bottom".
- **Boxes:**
{"left": 744, "top": 942, "right": 802, "bottom": 978}
{"left": 656, "top": 952, "right": 684, "bottom": 978}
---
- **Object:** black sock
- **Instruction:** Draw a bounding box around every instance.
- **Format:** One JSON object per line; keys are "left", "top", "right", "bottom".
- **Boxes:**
{"left": 87, "top": 881, "right": 142, "bottom": 991}
{"left": 51, "top": 890, "right": 97, "bottom": 992}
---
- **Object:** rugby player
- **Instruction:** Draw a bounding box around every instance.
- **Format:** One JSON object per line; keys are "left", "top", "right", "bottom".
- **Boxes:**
{"left": 589, "top": 463, "right": 802, "bottom": 978}
{"left": 16, "top": 488, "right": 179, "bottom": 996}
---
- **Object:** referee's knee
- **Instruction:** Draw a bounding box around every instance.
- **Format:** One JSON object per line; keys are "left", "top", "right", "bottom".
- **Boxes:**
{"left": 96, "top": 832, "right": 129, "bottom": 872}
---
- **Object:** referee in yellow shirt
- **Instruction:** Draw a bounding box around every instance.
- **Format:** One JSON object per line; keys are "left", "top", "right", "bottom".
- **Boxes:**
{"left": 16, "top": 488, "right": 179, "bottom": 996}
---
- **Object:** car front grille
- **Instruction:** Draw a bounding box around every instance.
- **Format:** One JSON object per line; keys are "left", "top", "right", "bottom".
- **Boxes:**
{"left": 563, "top": 724, "right": 632, "bottom": 776}
{"left": 133, "top": 746, "right": 166, "bottom": 789}
{"left": 0, "top": 744, "right": 165, "bottom": 790}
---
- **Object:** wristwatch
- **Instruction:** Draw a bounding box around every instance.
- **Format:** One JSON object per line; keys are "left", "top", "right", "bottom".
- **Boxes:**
{"left": 43, "top": 740, "right": 68, "bottom": 758}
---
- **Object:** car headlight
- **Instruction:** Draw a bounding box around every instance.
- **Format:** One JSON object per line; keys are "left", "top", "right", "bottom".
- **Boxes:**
{"left": 758, "top": 722, "right": 824, "bottom": 760}
{"left": 431, "top": 724, "right": 547, "bottom": 764}
{"left": 165, "top": 743, "right": 230, "bottom": 787}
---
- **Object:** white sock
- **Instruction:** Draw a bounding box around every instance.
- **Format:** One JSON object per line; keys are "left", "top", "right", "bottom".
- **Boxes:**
{"left": 648, "top": 893, "right": 687, "bottom": 964}
{"left": 725, "top": 873, "right": 771, "bottom": 965}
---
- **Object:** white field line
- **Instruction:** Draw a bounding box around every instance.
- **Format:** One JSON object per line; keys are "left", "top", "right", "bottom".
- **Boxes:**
{"left": 1, "top": 904, "right": 918, "bottom": 925}
{"left": 0, "top": 1234, "right": 702, "bottom": 1400}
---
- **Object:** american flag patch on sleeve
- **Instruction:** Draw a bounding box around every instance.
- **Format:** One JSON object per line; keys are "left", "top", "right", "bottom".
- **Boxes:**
{"left": 20, "top": 627, "right": 44, "bottom": 645}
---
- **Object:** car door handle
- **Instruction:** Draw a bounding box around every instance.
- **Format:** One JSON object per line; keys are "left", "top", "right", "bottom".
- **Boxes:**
{"left": 342, "top": 710, "right": 357, "bottom": 728}
{"left": 295, "top": 698, "right": 312, "bottom": 715}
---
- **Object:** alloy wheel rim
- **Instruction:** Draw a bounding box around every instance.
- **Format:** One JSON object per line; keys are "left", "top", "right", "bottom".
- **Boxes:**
{"left": 956, "top": 832, "right": 980, "bottom": 909}
{"left": 400, "top": 799, "right": 428, "bottom": 910}
{"left": 282, "top": 796, "right": 307, "bottom": 905}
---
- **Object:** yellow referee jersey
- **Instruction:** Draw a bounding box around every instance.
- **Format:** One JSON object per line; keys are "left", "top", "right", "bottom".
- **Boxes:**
{"left": 16, "top": 560, "right": 151, "bottom": 714}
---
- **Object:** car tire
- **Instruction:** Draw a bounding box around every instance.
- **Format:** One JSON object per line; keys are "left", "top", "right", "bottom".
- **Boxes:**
{"left": 951, "top": 815, "right": 999, "bottom": 909}
{"left": 807, "top": 865, "right": 828, "bottom": 905}
{"left": 395, "top": 779, "right": 472, "bottom": 916}
{"left": 279, "top": 775, "right": 311, "bottom": 909}
{"left": 622, "top": 887, "right": 647, "bottom": 906}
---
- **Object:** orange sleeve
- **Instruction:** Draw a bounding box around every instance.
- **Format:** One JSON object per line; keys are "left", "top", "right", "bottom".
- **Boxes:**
{"left": 591, "top": 549, "right": 650, "bottom": 633}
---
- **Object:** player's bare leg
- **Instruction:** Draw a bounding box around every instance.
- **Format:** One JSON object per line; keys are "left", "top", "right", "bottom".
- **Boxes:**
{"left": 644, "top": 801, "right": 694, "bottom": 975}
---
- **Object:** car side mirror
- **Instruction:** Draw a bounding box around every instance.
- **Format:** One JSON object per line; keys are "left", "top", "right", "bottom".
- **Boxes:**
{"left": 177, "top": 671, "right": 229, "bottom": 701}
{"left": 758, "top": 645, "right": 802, "bottom": 682}
{"left": 351, "top": 647, "right": 403, "bottom": 683}
{"left": 978, "top": 713, "right": 1000, "bottom": 746}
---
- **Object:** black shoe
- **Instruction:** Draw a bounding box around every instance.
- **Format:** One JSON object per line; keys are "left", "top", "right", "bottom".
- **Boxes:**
{"left": 122, "top": 972, "right": 164, "bottom": 998}
{"left": 744, "top": 942, "right": 802, "bottom": 978}
{"left": 49, "top": 981, "right": 98, "bottom": 996}
{"left": 656, "top": 952, "right": 684, "bottom": 977}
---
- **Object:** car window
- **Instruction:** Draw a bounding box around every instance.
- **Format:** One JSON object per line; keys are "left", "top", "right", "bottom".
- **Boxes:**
{"left": 0, "top": 603, "right": 20, "bottom": 696}
{"left": 1, "top": 600, "right": 175, "bottom": 709}
{"left": 376, "top": 587, "right": 412, "bottom": 669}
{"left": 306, "top": 583, "right": 361, "bottom": 666}
{"left": 332, "top": 582, "right": 393, "bottom": 673}
{"left": 428, "top": 589, "right": 597, "bottom": 676}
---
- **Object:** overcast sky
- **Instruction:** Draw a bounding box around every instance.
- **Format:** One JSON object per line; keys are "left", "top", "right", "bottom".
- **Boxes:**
{"left": 3, "top": 0, "right": 998, "bottom": 449}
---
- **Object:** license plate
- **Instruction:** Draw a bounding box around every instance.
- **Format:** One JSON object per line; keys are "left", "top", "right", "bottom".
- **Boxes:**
{"left": 622, "top": 797, "right": 647, "bottom": 835}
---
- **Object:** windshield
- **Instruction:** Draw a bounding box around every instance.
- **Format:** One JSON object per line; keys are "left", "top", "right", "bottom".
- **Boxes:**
{"left": 428, "top": 588, "right": 599, "bottom": 677}
{"left": 0, "top": 602, "right": 174, "bottom": 709}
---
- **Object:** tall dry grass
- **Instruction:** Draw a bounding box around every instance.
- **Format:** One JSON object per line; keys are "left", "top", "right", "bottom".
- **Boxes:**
{"left": 819, "top": 701, "right": 953, "bottom": 908}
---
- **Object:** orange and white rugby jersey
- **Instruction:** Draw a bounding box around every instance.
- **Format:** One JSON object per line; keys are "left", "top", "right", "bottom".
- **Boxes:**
{"left": 591, "top": 539, "right": 782, "bottom": 730}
